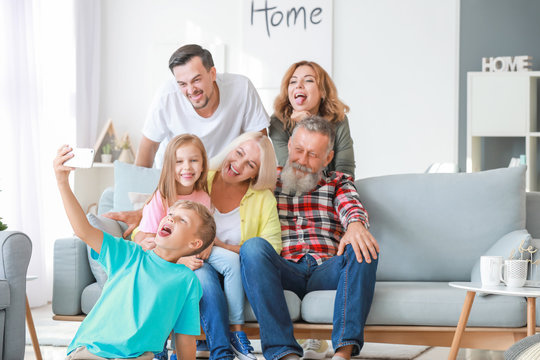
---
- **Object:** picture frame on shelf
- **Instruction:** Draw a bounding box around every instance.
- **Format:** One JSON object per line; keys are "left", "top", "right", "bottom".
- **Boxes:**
{"left": 94, "top": 119, "right": 117, "bottom": 165}
{"left": 94, "top": 119, "right": 136, "bottom": 164}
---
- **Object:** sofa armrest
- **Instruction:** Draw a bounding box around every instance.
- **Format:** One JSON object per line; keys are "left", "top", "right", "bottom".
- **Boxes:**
{"left": 0, "top": 231, "right": 32, "bottom": 360}
{"left": 526, "top": 192, "right": 540, "bottom": 238}
{"left": 53, "top": 237, "right": 95, "bottom": 316}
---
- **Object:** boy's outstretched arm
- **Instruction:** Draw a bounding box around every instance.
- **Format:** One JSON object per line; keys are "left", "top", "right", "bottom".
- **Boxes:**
{"left": 175, "top": 333, "right": 196, "bottom": 360}
{"left": 54, "top": 145, "right": 103, "bottom": 253}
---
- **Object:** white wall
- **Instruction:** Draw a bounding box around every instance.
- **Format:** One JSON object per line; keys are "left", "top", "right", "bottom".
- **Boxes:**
{"left": 334, "top": 0, "right": 460, "bottom": 178}
{"left": 99, "top": 0, "right": 459, "bottom": 179}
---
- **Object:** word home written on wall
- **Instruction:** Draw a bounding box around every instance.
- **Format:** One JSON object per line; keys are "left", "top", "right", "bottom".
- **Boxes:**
{"left": 242, "top": 0, "right": 332, "bottom": 89}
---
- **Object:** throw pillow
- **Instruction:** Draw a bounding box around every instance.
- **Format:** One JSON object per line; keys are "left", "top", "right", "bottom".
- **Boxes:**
{"left": 112, "top": 161, "right": 160, "bottom": 212}
{"left": 86, "top": 213, "right": 124, "bottom": 287}
{"left": 128, "top": 192, "right": 152, "bottom": 210}
{"left": 471, "top": 229, "right": 535, "bottom": 284}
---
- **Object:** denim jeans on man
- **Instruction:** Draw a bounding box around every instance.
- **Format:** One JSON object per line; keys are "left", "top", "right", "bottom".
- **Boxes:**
{"left": 194, "top": 263, "right": 236, "bottom": 360}
{"left": 240, "top": 237, "right": 378, "bottom": 360}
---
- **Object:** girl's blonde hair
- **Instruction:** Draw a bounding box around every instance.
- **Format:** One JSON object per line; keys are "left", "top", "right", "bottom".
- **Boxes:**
{"left": 209, "top": 132, "right": 277, "bottom": 191}
{"left": 155, "top": 134, "right": 208, "bottom": 207}
{"left": 273, "top": 60, "right": 350, "bottom": 132}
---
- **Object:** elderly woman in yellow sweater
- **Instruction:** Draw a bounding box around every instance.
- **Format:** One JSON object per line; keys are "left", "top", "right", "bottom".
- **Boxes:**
{"left": 179, "top": 131, "right": 281, "bottom": 360}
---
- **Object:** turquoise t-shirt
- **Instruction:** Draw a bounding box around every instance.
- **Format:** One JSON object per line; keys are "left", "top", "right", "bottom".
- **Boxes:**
{"left": 67, "top": 232, "right": 202, "bottom": 358}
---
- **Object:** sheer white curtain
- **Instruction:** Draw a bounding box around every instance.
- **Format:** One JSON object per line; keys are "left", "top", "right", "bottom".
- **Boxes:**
{"left": 0, "top": 0, "right": 100, "bottom": 305}
{"left": 76, "top": 0, "right": 101, "bottom": 148}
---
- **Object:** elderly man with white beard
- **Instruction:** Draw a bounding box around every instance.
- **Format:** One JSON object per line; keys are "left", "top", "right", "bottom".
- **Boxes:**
{"left": 240, "top": 116, "right": 380, "bottom": 360}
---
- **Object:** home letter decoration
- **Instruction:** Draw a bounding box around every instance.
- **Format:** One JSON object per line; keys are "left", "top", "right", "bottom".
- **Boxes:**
{"left": 482, "top": 56, "right": 532, "bottom": 72}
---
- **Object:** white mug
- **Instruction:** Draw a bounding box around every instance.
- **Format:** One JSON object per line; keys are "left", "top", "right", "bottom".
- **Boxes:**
{"left": 480, "top": 256, "right": 503, "bottom": 287}
{"left": 500, "top": 259, "right": 528, "bottom": 288}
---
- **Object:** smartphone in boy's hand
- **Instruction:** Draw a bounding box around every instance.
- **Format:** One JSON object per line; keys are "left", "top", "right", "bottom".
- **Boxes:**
{"left": 63, "top": 147, "right": 95, "bottom": 168}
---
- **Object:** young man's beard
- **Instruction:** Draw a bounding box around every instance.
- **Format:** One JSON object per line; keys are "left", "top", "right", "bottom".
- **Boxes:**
{"left": 281, "top": 160, "right": 321, "bottom": 195}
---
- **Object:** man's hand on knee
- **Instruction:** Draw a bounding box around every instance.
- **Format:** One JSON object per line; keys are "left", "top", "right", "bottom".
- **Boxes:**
{"left": 337, "top": 222, "right": 379, "bottom": 263}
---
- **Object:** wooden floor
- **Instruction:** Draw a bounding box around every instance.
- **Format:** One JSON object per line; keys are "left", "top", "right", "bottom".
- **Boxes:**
{"left": 23, "top": 344, "right": 504, "bottom": 360}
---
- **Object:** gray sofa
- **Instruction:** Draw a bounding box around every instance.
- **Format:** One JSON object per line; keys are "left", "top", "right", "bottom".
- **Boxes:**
{"left": 53, "top": 165, "right": 540, "bottom": 350}
{"left": 0, "top": 231, "right": 32, "bottom": 360}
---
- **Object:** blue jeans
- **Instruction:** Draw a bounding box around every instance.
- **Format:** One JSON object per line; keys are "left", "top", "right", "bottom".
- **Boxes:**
{"left": 194, "top": 263, "right": 235, "bottom": 360}
{"left": 240, "top": 237, "right": 378, "bottom": 360}
{"left": 207, "top": 246, "right": 245, "bottom": 325}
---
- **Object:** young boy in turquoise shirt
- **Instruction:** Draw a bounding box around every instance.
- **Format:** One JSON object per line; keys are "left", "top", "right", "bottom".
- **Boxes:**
{"left": 54, "top": 145, "right": 216, "bottom": 360}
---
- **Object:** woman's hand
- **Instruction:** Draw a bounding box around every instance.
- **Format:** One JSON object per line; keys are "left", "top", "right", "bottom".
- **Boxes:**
{"left": 291, "top": 110, "right": 311, "bottom": 123}
{"left": 177, "top": 256, "right": 204, "bottom": 271}
{"left": 226, "top": 245, "right": 241, "bottom": 254}
{"left": 214, "top": 237, "right": 241, "bottom": 254}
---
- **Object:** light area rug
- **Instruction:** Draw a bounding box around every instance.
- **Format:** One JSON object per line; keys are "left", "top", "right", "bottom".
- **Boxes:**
{"left": 26, "top": 303, "right": 428, "bottom": 359}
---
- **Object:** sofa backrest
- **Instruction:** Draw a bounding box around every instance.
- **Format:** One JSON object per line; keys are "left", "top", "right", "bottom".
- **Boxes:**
{"left": 355, "top": 166, "right": 526, "bottom": 281}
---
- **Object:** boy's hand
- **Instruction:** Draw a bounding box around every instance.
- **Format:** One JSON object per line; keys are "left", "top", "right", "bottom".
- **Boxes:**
{"left": 177, "top": 255, "right": 204, "bottom": 271}
{"left": 139, "top": 236, "right": 156, "bottom": 251}
{"left": 53, "top": 145, "right": 75, "bottom": 185}
{"left": 53, "top": 144, "right": 103, "bottom": 253}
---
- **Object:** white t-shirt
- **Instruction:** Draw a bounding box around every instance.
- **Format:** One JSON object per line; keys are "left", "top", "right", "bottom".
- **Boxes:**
{"left": 142, "top": 73, "right": 270, "bottom": 168}
{"left": 214, "top": 207, "right": 241, "bottom": 245}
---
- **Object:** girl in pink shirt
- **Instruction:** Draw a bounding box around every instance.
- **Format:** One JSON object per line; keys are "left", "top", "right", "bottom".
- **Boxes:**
{"left": 134, "top": 134, "right": 211, "bottom": 250}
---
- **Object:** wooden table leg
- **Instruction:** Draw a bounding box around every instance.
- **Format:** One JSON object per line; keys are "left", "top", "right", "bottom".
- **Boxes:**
{"left": 527, "top": 297, "right": 536, "bottom": 336}
{"left": 26, "top": 296, "right": 42, "bottom": 360}
{"left": 448, "top": 291, "right": 476, "bottom": 360}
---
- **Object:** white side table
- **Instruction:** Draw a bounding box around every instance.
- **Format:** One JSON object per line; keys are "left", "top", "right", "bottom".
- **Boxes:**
{"left": 448, "top": 281, "right": 540, "bottom": 360}
{"left": 26, "top": 276, "right": 42, "bottom": 360}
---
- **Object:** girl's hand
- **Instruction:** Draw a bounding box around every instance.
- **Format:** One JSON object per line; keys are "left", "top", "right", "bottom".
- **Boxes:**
{"left": 197, "top": 242, "right": 213, "bottom": 260}
{"left": 53, "top": 145, "right": 75, "bottom": 185}
{"left": 177, "top": 255, "right": 204, "bottom": 271}
{"left": 291, "top": 110, "right": 311, "bottom": 123}
{"left": 139, "top": 236, "right": 156, "bottom": 251}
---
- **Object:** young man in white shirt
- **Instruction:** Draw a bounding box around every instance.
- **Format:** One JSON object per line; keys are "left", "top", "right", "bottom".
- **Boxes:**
{"left": 137, "top": 44, "right": 269, "bottom": 168}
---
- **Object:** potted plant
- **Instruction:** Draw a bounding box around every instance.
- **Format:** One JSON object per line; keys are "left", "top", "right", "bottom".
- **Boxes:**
{"left": 117, "top": 134, "right": 134, "bottom": 164}
{"left": 0, "top": 190, "right": 6, "bottom": 230}
{"left": 101, "top": 143, "right": 112, "bottom": 163}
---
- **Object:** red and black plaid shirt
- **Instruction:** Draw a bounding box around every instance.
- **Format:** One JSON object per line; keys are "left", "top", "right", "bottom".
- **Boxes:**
{"left": 275, "top": 167, "right": 369, "bottom": 264}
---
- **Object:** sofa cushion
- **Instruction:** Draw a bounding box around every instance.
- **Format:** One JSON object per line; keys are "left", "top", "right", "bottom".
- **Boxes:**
{"left": 244, "top": 290, "right": 301, "bottom": 322}
{"left": 0, "top": 280, "right": 10, "bottom": 309}
{"left": 79, "top": 284, "right": 302, "bottom": 321}
{"left": 301, "top": 282, "right": 526, "bottom": 327}
{"left": 112, "top": 161, "right": 160, "bottom": 212}
{"left": 97, "top": 187, "right": 114, "bottom": 215}
{"left": 470, "top": 229, "right": 533, "bottom": 284}
{"left": 356, "top": 166, "right": 526, "bottom": 281}
{"left": 81, "top": 283, "right": 103, "bottom": 315}
{"left": 86, "top": 214, "right": 125, "bottom": 287}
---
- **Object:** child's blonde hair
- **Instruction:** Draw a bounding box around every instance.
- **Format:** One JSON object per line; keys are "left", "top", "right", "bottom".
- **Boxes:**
{"left": 156, "top": 134, "right": 208, "bottom": 207}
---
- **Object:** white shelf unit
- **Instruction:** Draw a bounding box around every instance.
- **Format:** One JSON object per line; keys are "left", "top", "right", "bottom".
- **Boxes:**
{"left": 467, "top": 71, "right": 540, "bottom": 191}
{"left": 73, "top": 164, "right": 114, "bottom": 214}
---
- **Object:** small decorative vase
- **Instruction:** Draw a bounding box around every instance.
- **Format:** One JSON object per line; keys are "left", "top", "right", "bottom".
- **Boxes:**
{"left": 118, "top": 149, "right": 134, "bottom": 164}
{"left": 101, "top": 154, "right": 112, "bottom": 163}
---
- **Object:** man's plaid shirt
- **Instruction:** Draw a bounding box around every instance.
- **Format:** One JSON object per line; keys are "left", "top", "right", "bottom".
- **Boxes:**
{"left": 275, "top": 167, "right": 370, "bottom": 265}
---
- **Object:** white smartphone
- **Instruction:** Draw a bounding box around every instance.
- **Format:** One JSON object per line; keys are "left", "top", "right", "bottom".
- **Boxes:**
{"left": 64, "top": 147, "right": 95, "bottom": 168}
